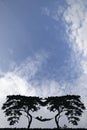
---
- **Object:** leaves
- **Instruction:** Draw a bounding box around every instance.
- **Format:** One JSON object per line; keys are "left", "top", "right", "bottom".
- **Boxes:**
{"left": 2, "top": 95, "right": 40, "bottom": 126}
{"left": 46, "top": 95, "right": 85, "bottom": 127}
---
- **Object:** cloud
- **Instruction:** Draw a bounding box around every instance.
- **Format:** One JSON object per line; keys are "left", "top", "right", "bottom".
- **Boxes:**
{"left": 13, "top": 53, "right": 47, "bottom": 80}
{"left": 64, "top": 0, "right": 87, "bottom": 56}
{"left": 41, "top": 0, "right": 87, "bottom": 102}
{"left": 63, "top": 0, "right": 87, "bottom": 96}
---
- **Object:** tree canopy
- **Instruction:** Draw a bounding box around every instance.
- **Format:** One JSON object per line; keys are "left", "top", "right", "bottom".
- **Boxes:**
{"left": 46, "top": 95, "right": 85, "bottom": 128}
{"left": 2, "top": 95, "right": 40, "bottom": 128}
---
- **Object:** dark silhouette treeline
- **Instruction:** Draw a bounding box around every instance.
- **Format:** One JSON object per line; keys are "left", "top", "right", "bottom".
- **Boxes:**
{"left": 2, "top": 95, "right": 86, "bottom": 129}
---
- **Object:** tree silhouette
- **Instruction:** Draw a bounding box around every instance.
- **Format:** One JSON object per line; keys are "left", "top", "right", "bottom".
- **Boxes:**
{"left": 2, "top": 95, "right": 40, "bottom": 129}
{"left": 2, "top": 95, "right": 85, "bottom": 129}
{"left": 47, "top": 95, "right": 85, "bottom": 128}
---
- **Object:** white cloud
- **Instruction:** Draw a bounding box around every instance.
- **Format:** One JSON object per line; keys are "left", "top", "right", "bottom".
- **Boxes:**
{"left": 63, "top": 0, "right": 87, "bottom": 95}
{"left": 63, "top": 0, "right": 87, "bottom": 88}
{"left": 64, "top": 0, "right": 87, "bottom": 57}
{"left": 0, "top": 73, "right": 37, "bottom": 99}
{"left": 0, "top": 53, "right": 46, "bottom": 100}
{"left": 63, "top": 0, "right": 87, "bottom": 106}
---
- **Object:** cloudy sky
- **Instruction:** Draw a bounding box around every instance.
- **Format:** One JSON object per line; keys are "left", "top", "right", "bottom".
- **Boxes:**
{"left": 0, "top": 0, "right": 87, "bottom": 128}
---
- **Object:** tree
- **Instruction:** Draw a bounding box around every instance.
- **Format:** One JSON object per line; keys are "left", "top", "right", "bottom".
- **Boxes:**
{"left": 2, "top": 95, "right": 40, "bottom": 129}
{"left": 47, "top": 95, "right": 85, "bottom": 128}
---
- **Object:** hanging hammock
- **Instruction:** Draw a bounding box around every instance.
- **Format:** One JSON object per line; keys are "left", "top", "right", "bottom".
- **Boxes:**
{"left": 35, "top": 116, "right": 54, "bottom": 122}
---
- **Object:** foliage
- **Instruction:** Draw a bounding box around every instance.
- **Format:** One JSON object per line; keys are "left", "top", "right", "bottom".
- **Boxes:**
{"left": 46, "top": 95, "right": 85, "bottom": 128}
{"left": 2, "top": 95, "right": 40, "bottom": 128}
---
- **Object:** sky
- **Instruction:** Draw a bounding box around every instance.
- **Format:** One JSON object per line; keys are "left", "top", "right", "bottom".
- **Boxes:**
{"left": 0, "top": 0, "right": 87, "bottom": 128}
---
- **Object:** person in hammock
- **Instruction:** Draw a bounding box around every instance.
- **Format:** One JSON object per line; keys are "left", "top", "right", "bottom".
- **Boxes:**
{"left": 36, "top": 116, "right": 53, "bottom": 122}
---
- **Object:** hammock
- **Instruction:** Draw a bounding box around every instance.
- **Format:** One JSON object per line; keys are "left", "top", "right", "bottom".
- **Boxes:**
{"left": 35, "top": 116, "right": 54, "bottom": 122}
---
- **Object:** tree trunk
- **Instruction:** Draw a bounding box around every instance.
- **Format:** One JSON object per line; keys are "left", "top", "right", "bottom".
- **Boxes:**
{"left": 55, "top": 113, "right": 60, "bottom": 128}
{"left": 27, "top": 113, "right": 32, "bottom": 129}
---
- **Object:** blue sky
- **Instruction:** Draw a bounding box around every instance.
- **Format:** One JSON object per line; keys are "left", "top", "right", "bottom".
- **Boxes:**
{"left": 0, "top": 0, "right": 81, "bottom": 83}
{"left": 0, "top": 0, "right": 87, "bottom": 128}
